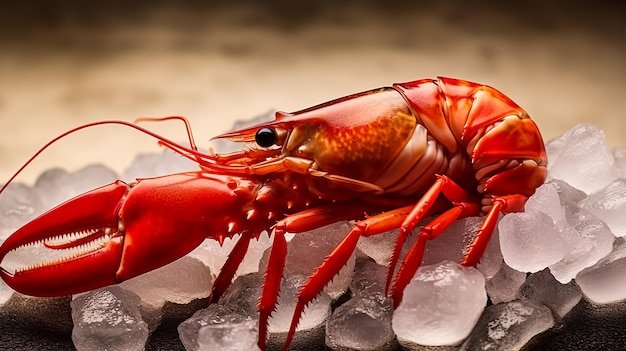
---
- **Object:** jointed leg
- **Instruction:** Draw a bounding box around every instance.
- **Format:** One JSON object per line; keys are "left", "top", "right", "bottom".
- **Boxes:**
{"left": 386, "top": 175, "right": 478, "bottom": 293}
{"left": 257, "top": 203, "right": 380, "bottom": 350}
{"left": 282, "top": 205, "right": 417, "bottom": 350}
{"left": 208, "top": 234, "right": 252, "bottom": 304}
{"left": 461, "top": 194, "right": 527, "bottom": 266}
{"left": 263, "top": 175, "right": 494, "bottom": 350}
{"left": 390, "top": 202, "right": 478, "bottom": 307}
{"left": 257, "top": 232, "right": 287, "bottom": 351}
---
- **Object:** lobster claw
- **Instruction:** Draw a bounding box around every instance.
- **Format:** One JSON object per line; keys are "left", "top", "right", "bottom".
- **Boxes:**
{"left": 0, "top": 181, "right": 128, "bottom": 296}
{"left": 0, "top": 172, "right": 254, "bottom": 297}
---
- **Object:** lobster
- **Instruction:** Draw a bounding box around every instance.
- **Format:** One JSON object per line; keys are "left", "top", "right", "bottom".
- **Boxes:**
{"left": 0, "top": 77, "right": 547, "bottom": 350}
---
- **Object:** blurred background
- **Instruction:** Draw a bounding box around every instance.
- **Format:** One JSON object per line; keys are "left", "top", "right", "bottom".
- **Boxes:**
{"left": 0, "top": 1, "right": 624, "bottom": 184}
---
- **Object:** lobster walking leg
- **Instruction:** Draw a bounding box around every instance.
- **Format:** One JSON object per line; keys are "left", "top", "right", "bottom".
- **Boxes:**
{"left": 385, "top": 175, "right": 479, "bottom": 293}
{"left": 390, "top": 204, "right": 478, "bottom": 307}
{"left": 258, "top": 203, "right": 381, "bottom": 350}
{"left": 208, "top": 234, "right": 253, "bottom": 304}
{"left": 390, "top": 190, "right": 530, "bottom": 305}
{"left": 460, "top": 194, "right": 528, "bottom": 267}
{"left": 258, "top": 232, "right": 288, "bottom": 351}
{"left": 280, "top": 175, "right": 482, "bottom": 348}
{"left": 280, "top": 205, "right": 422, "bottom": 350}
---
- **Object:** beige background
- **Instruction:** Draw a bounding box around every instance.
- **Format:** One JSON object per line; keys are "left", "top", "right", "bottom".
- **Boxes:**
{"left": 0, "top": 2, "right": 624, "bottom": 184}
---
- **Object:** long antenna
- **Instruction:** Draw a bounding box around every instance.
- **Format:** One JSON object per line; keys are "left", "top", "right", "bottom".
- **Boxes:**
{"left": 0, "top": 118, "right": 214, "bottom": 195}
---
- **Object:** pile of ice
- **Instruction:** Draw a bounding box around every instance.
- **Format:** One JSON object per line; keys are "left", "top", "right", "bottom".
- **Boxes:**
{"left": 0, "top": 121, "right": 625, "bottom": 351}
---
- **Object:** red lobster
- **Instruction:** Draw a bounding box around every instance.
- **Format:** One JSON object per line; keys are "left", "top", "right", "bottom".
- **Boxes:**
{"left": 0, "top": 77, "right": 547, "bottom": 350}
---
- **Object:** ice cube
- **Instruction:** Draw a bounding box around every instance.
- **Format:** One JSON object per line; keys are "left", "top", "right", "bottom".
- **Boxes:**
{"left": 547, "top": 123, "right": 618, "bottom": 194}
{"left": 499, "top": 210, "right": 566, "bottom": 273}
{"left": 189, "top": 233, "right": 272, "bottom": 282}
{"left": 392, "top": 261, "right": 486, "bottom": 346}
{"left": 580, "top": 179, "right": 626, "bottom": 237}
{"left": 356, "top": 229, "right": 397, "bottom": 266}
{"left": 0, "top": 182, "right": 44, "bottom": 239}
{"left": 613, "top": 147, "right": 626, "bottom": 178}
{"left": 219, "top": 272, "right": 264, "bottom": 319}
{"left": 289, "top": 222, "right": 355, "bottom": 299}
{"left": 265, "top": 274, "right": 331, "bottom": 334}
{"left": 198, "top": 319, "right": 260, "bottom": 351}
{"left": 120, "top": 256, "right": 212, "bottom": 308}
{"left": 68, "top": 164, "right": 120, "bottom": 194}
{"left": 361, "top": 216, "right": 502, "bottom": 283}
{"left": 218, "top": 272, "right": 328, "bottom": 349}
{"left": 503, "top": 179, "right": 612, "bottom": 284}
{"left": 545, "top": 132, "right": 566, "bottom": 168}
{"left": 350, "top": 257, "right": 387, "bottom": 298}
{"left": 33, "top": 168, "right": 73, "bottom": 208}
{"left": 357, "top": 215, "right": 504, "bottom": 278}
{"left": 326, "top": 257, "right": 395, "bottom": 351}
{"left": 576, "top": 239, "right": 626, "bottom": 304}
{"left": 460, "top": 299, "right": 554, "bottom": 351}
{"left": 259, "top": 222, "right": 356, "bottom": 300}
{"left": 71, "top": 286, "right": 148, "bottom": 351}
{"left": 421, "top": 216, "right": 503, "bottom": 279}
{"left": 524, "top": 182, "right": 566, "bottom": 227}
{"left": 518, "top": 268, "right": 582, "bottom": 319}
{"left": 35, "top": 164, "right": 118, "bottom": 209}
{"left": 548, "top": 211, "right": 614, "bottom": 283}
{"left": 123, "top": 148, "right": 199, "bottom": 182}
{"left": 178, "top": 303, "right": 257, "bottom": 351}
{"left": 476, "top": 228, "right": 504, "bottom": 279}
{"left": 325, "top": 296, "right": 395, "bottom": 351}
{"left": 551, "top": 179, "right": 587, "bottom": 224}
{"left": 485, "top": 262, "right": 527, "bottom": 305}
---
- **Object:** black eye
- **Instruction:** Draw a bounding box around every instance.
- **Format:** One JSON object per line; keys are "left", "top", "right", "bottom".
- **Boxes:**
{"left": 255, "top": 128, "right": 277, "bottom": 147}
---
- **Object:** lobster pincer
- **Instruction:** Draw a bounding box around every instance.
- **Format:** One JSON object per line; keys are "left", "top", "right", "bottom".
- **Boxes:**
{"left": 0, "top": 181, "right": 126, "bottom": 296}
{"left": 0, "top": 172, "right": 265, "bottom": 297}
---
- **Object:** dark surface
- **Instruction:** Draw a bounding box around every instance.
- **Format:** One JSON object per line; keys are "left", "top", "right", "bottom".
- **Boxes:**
{"left": 522, "top": 299, "right": 626, "bottom": 351}
{"left": 1, "top": 292, "right": 625, "bottom": 351}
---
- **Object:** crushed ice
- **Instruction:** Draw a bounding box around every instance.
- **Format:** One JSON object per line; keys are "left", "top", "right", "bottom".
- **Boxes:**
{"left": 392, "top": 261, "right": 487, "bottom": 347}
{"left": 0, "top": 122, "right": 624, "bottom": 350}
{"left": 71, "top": 286, "right": 149, "bottom": 351}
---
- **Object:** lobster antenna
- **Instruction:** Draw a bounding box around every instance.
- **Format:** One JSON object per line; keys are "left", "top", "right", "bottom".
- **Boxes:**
{"left": 134, "top": 116, "right": 207, "bottom": 166}
{"left": 133, "top": 116, "right": 199, "bottom": 152}
{"left": 0, "top": 118, "right": 215, "bottom": 195}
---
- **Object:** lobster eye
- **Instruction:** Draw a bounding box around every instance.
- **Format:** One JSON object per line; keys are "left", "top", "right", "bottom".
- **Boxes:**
{"left": 255, "top": 128, "right": 277, "bottom": 147}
